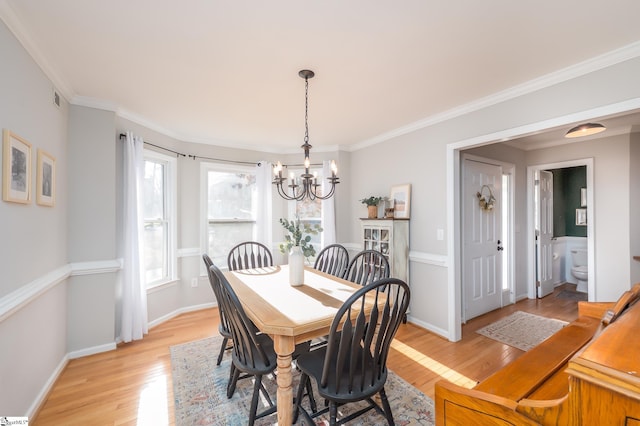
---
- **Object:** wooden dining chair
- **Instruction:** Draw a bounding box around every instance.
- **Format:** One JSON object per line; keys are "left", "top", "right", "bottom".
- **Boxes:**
{"left": 293, "top": 278, "right": 411, "bottom": 425}
{"left": 209, "top": 263, "right": 313, "bottom": 425}
{"left": 344, "top": 249, "right": 390, "bottom": 286}
{"left": 227, "top": 241, "right": 273, "bottom": 271}
{"left": 314, "top": 244, "right": 349, "bottom": 279}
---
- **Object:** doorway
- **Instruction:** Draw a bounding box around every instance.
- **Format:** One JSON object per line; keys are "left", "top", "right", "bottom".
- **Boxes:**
{"left": 527, "top": 159, "right": 594, "bottom": 301}
{"left": 461, "top": 155, "right": 515, "bottom": 322}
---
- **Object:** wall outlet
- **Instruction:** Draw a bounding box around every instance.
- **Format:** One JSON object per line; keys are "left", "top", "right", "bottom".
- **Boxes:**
{"left": 437, "top": 228, "right": 444, "bottom": 241}
{"left": 191, "top": 277, "right": 198, "bottom": 288}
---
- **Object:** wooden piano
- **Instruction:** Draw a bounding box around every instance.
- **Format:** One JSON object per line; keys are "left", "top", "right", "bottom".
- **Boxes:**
{"left": 435, "top": 284, "right": 640, "bottom": 425}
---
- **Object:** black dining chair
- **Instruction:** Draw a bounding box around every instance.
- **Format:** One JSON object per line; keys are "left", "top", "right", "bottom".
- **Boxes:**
{"left": 314, "top": 244, "right": 350, "bottom": 279}
{"left": 293, "top": 278, "right": 411, "bottom": 425}
{"left": 202, "top": 254, "right": 234, "bottom": 366}
{"left": 344, "top": 249, "right": 390, "bottom": 286}
{"left": 227, "top": 241, "right": 273, "bottom": 271}
{"left": 209, "top": 263, "right": 313, "bottom": 425}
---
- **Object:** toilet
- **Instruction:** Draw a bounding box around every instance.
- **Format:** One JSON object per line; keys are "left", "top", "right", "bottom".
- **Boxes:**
{"left": 571, "top": 249, "right": 588, "bottom": 293}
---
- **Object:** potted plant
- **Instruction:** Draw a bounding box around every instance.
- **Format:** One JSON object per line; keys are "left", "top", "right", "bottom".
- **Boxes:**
{"left": 279, "top": 217, "right": 322, "bottom": 286}
{"left": 361, "top": 196, "right": 383, "bottom": 219}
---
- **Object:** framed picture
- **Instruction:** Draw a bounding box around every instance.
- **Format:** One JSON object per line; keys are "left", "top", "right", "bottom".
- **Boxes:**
{"left": 37, "top": 149, "right": 56, "bottom": 207}
{"left": 390, "top": 183, "right": 411, "bottom": 219}
{"left": 580, "top": 187, "right": 587, "bottom": 207}
{"left": 2, "top": 129, "right": 32, "bottom": 204}
{"left": 576, "top": 208, "right": 587, "bottom": 226}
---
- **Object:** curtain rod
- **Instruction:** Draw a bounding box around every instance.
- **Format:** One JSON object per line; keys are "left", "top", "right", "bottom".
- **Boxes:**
{"left": 118, "top": 133, "right": 323, "bottom": 168}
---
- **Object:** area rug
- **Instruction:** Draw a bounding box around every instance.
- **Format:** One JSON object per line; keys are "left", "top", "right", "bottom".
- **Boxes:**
{"left": 475, "top": 311, "right": 568, "bottom": 351}
{"left": 171, "top": 336, "right": 435, "bottom": 425}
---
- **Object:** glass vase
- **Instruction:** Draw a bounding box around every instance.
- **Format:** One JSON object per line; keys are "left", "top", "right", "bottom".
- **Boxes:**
{"left": 289, "top": 246, "right": 305, "bottom": 286}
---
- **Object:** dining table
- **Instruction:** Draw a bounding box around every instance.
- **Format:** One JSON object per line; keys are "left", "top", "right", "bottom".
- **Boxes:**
{"left": 223, "top": 264, "right": 366, "bottom": 426}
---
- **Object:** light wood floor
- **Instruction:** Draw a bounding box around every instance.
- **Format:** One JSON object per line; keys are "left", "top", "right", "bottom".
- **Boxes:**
{"left": 32, "top": 284, "right": 581, "bottom": 425}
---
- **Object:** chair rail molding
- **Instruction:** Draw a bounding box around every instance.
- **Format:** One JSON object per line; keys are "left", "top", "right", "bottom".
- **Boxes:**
{"left": 0, "top": 259, "right": 123, "bottom": 322}
{"left": 178, "top": 247, "right": 200, "bottom": 258}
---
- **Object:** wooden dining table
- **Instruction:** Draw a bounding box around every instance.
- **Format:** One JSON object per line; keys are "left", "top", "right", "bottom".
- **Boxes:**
{"left": 223, "top": 264, "right": 365, "bottom": 426}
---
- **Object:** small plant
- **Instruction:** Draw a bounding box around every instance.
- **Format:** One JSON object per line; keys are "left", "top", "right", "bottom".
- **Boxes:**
{"left": 279, "top": 217, "right": 323, "bottom": 259}
{"left": 360, "top": 196, "right": 383, "bottom": 206}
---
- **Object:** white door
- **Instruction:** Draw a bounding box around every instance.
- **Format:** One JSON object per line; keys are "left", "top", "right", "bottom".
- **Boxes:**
{"left": 462, "top": 158, "right": 503, "bottom": 321}
{"left": 536, "top": 170, "right": 554, "bottom": 298}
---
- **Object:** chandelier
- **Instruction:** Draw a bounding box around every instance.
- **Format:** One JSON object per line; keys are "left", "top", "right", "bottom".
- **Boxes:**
{"left": 272, "top": 69, "right": 339, "bottom": 201}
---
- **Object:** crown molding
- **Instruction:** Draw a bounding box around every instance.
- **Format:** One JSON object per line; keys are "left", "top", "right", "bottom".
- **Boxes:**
{"left": 0, "top": 0, "right": 74, "bottom": 102}
{"left": 348, "top": 40, "right": 640, "bottom": 152}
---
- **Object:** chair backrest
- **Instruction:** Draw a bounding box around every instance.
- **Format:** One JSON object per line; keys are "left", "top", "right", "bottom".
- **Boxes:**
{"left": 209, "top": 263, "right": 275, "bottom": 372}
{"left": 321, "top": 278, "right": 410, "bottom": 395}
{"left": 203, "top": 254, "right": 232, "bottom": 336}
{"left": 227, "top": 241, "right": 273, "bottom": 271}
{"left": 314, "top": 244, "right": 350, "bottom": 278}
{"left": 344, "top": 249, "right": 390, "bottom": 286}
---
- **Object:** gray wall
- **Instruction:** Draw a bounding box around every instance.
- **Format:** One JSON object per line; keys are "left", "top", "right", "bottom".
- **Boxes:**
{"left": 0, "top": 20, "right": 69, "bottom": 415}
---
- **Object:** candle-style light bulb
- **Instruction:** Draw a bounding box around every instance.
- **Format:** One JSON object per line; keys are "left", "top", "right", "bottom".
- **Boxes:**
{"left": 304, "top": 156, "right": 310, "bottom": 170}
{"left": 331, "top": 160, "right": 338, "bottom": 177}
{"left": 313, "top": 171, "right": 318, "bottom": 185}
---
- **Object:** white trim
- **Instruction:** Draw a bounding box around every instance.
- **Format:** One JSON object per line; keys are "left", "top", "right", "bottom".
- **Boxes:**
{"left": 178, "top": 247, "right": 201, "bottom": 258}
{"left": 25, "top": 353, "right": 69, "bottom": 418}
{"left": 0, "top": 265, "right": 71, "bottom": 322}
{"left": 148, "top": 302, "right": 216, "bottom": 329}
{"left": 341, "top": 242, "right": 363, "bottom": 252}
{"left": 409, "top": 251, "right": 448, "bottom": 267}
{"left": 0, "top": 260, "right": 123, "bottom": 322}
{"left": 406, "top": 316, "right": 448, "bottom": 339}
{"left": 68, "top": 342, "right": 117, "bottom": 360}
{"left": 70, "top": 259, "right": 122, "bottom": 276}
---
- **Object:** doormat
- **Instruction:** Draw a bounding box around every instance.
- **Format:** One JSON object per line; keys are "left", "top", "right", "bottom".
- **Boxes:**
{"left": 476, "top": 311, "right": 568, "bottom": 351}
{"left": 171, "top": 335, "right": 435, "bottom": 425}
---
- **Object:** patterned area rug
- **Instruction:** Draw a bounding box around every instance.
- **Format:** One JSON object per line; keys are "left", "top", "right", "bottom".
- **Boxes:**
{"left": 476, "top": 311, "right": 568, "bottom": 351}
{"left": 170, "top": 336, "right": 435, "bottom": 425}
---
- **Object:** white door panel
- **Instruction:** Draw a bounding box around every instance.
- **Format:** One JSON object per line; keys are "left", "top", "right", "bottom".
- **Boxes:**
{"left": 463, "top": 158, "right": 503, "bottom": 321}
{"left": 536, "top": 170, "right": 554, "bottom": 298}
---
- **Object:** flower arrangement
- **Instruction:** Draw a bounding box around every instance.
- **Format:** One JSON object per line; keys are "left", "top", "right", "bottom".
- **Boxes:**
{"left": 279, "top": 217, "right": 323, "bottom": 259}
{"left": 360, "top": 196, "right": 383, "bottom": 206}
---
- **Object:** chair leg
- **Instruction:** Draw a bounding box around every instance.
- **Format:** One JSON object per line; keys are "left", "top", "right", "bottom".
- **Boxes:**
{"left": 248, "top": 374, "right": 263, "bottom": 426}
{"left": 227, "top": 364, "right": 240, "bottom": 399}
{"left": 217, "top": 337, "right": 228, "bottom": 365}
{"left": 329, "top": 401, "right": 338, "bottom": 426}
{"left": 294, "top": 372, "right": 308, "bottom": 423}
{"left": 379, "top": 387, "right": 395, "bottom": 426}
{"left": 305, "top": 377, "right": 317, "bottom": 413}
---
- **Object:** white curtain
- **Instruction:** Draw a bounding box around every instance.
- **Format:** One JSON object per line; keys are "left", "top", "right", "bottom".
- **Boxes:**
{"left": 322, "top": 160, "right": 337, "bottom": 246}
{"left": 121, "top": 132, "right": 148, "bottom": 343}
{"left": 256, "top": 161, "right": 273, "bottom": 250}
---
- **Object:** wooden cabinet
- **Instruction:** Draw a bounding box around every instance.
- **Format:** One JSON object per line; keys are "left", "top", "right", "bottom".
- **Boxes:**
{"left": 360, "top": 218, "right": 409, "bottom": 283}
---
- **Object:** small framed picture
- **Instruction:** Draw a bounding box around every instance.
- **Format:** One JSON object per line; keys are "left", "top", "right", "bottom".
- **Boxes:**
{"left": 2, "top": 129, "right": 32, "bottom": 204}
{"left": 580, "top": 187, "right": 587, "bottom": 207}
{"left": 576, "top": 208, "right": 587, "bottom": 226}
{"left": 390, "top": 184, "right": 411, "bottom": 219}
{"left": 37, "top": 149, "right": 56, "bottom": 207}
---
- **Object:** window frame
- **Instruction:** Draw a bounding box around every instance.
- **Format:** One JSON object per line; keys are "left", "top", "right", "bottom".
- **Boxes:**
{"left": 286, "top": 166, "right": 324, "bottom": 251}
{"left": 200, "top": 162, "right": 258, "bottom": 270}
{"left": 142, "top": 149, "right": 177, "bottom": 289}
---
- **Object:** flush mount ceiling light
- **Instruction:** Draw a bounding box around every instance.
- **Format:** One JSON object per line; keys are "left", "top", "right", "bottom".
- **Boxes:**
{"left": 272, "top": 69, "right": 339, "bottom": 201}
{"left": 565, "top": 122, "right": 606, "bottom": 138}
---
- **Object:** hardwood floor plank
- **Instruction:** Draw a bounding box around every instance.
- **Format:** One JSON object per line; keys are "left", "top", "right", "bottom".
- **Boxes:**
{"left": 32, "top": 285, "right": 580, "bottom": 424}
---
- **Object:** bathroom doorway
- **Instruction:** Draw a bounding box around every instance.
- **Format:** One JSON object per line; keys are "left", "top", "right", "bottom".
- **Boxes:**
{"left": 528, "top": 159, "right": 594, "bottom": 301}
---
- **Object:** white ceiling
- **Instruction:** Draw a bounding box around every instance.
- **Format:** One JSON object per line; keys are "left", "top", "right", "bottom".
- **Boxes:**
{"left": 3, "top": 0, "right": 640, "bottom": 152}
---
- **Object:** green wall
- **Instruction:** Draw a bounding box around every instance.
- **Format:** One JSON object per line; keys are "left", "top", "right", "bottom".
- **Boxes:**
{"left": 551, "top": 166, "right": 587, "bottom": 237}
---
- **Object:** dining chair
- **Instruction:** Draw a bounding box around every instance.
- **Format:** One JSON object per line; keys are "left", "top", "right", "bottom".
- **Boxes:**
{"left": 209, "top": 263, "right": 313, "bottom": 425}
{"left": 344, "top": 249, "right": 390, "bottom": 286}
{"left": 293, "top": 278, "right": 411, "bottom": 425}
{"left": 314, "top": 244, "right": 350, "bottom": 279}
{"left": 202, "top": 254, "right": 234, "bottom": 366}
{"left": 227, "top": 241, "right": 273, "bottom": 271}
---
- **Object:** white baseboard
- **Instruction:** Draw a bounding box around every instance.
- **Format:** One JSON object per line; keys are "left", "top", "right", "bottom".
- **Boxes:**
{"left": 406, "top": 316, "right": 449, "bottom": 340}
{"left": 68, "top": 342, "right": 118, "bottom": 360}
{"left": 26, "top": 353, "right": 69, "bottom": 418}
{"left": 148, "top": 302, "right": 216, "bottom": 329}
